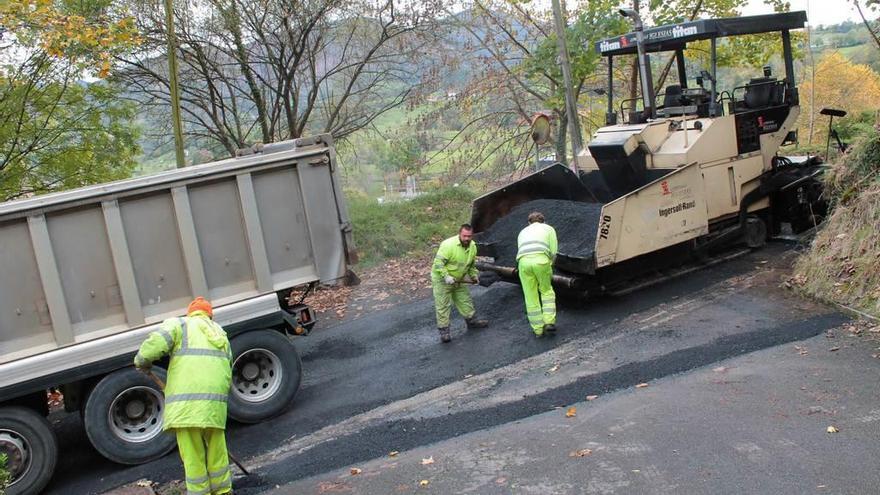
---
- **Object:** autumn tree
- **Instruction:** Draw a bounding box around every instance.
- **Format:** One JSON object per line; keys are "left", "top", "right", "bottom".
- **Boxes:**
{"left": 0, "top": 0, "right": 141, "bottom": 201}
{"left": 797, "top": 52, "right": 880, "bottom": 148}
{"left": 425, "top": 0, "right": 625, "bottom": 175}
{"left": 116, "top": 0, "right": 443, "bottom": 159}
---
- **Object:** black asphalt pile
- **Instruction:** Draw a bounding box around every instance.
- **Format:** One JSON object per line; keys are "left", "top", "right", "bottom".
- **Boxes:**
{"left": 480, "top": 199, "right": 604, "bottom": 266}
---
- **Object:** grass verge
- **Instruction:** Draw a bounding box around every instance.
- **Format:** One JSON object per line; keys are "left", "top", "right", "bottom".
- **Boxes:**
{"left": 792, "top": 131, "right": 880, "bottom": 318}
{"left": 346, "top": 187, "right": 476, "bottom": 267}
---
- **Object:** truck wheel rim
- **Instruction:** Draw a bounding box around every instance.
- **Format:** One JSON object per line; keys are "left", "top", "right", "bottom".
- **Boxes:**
{"left": 0, "top": 429, "right": 31, "bottom": 486}
{"left": 232, "top": 348, "right": 283, "bottom": 403}
{"left": 108, "top": 386, "right": 165, "bottom": 443}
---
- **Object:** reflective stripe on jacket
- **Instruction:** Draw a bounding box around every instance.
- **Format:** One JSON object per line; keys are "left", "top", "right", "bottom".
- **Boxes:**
{"left": 134, "top": 311, "right": 232, "bottom": 430}
{"left": 516, "top": 223, "right": 558, "bottom": 261}
{"left": 432, "top": 235, "right": 478, "bottom": 281}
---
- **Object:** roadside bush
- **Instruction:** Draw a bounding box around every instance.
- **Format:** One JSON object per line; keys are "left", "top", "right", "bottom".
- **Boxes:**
{"left": 347, "top": 187, "right": 476, "bottom": 267}
{"left": 0, "top": 452, "right": 10, "bottom": 494}
{"left": 792, "top": 130, "right": 880, "bottom": 317}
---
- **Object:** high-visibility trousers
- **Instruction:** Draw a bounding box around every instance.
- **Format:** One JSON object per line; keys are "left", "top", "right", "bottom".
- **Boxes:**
{"left": 517, "top": 254, "right": 556, "bottom": 333}
{"left": 431, "top": 277, "right": 476, "bottom": 328}
{"left": 176, "top": 427, "right": 232, "bottom": 495}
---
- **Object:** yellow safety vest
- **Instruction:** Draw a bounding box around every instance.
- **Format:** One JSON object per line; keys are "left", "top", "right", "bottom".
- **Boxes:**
{"left": 432, "top": 235, "right": 478, "bottom": 281}
{"left": 516, "top": 223, "right": 558, "bottom": 261}
{"left": 135, "top": 312, "right": 232, "bottom": 430}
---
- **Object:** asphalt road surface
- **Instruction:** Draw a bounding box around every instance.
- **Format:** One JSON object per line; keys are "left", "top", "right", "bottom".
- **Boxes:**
{"left": 46, "top": 242, "right": 846, "bottom": 494}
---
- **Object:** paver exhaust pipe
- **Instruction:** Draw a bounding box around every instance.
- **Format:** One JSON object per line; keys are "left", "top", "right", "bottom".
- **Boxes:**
{"left": 619, "top": 8, "right": 655, "bottom": 119}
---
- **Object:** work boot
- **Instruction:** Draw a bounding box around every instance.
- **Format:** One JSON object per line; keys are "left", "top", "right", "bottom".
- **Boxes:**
{"left": 438, "top": 327, "right": 452, "bottom": 343}
{"left": 465, "top": 315, "right": 489, "bottom": 329}
{"left": 533, "top": 329, "right": 545, "bottom": 338}
{"left": 544, "top": 323, "right": 557, "bottom": 334}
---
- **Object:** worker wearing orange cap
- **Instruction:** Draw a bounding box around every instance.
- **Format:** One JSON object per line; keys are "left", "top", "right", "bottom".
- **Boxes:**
{"left": 134, "top": 297, "right": 234, "bottom": 495}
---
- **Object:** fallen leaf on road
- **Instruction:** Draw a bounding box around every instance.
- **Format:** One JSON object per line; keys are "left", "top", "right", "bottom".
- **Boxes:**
{"left": 421, "top": 456, "right": 434, "bottom": 465}
{"left": 586, "top": 395, "right": 598, "bottom": 401}
{"left": 828, "top": 346, "right": 840, "bottom": 352}
{"left": 389, "top": 451, "right": 399, "bottom": 457}
{"left": 419, "top": 480, "right": 430, "bottom": 487}
{"left": 827, "top": 426, "right": 839, "bottom": 433}
{"left": 635, "top": 383, "right": 648, "bottom": 388}
{"left": 350, "top": 467, "right": 362, "bottom": 475}
{"left": 566, "top": 407, "right": 577, "bottom": 418}
{"left": 548, "top": 365, "right": 560, "bottom": 373}
{"left": 135, "top": 479, "right": 152, "bottom": 487}
{"left": 318, "top": 481, "right": 351, "bottom": 492}
{"left": 569, "top": 449, "right": 593, "bottom": 457}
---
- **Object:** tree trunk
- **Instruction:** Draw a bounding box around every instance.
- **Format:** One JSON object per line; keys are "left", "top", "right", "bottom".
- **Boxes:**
{"left": 223, "top": 0, "right": 271, "bottom": 143}
{"left": 555, "top": 109, "right": 568, "bottom": 164}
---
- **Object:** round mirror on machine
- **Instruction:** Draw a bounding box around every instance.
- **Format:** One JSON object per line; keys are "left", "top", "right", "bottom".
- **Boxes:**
{"left": 530, "top": 112, "right": 553, "bottom": 145}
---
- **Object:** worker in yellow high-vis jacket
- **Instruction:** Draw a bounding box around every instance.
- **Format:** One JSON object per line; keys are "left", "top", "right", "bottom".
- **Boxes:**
{"left": 516, "top": 212, "right": 558, "bottom": 337}
{"left": 431, "top": 224, "right": 489, "bottom": 343}
{"left": 134, "top": 297, "right": 233, "bottom": 495}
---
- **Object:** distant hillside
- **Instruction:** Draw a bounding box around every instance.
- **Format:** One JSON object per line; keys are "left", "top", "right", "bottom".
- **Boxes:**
{"left": 811, "top": 20, "right": 879, "bottom": 71}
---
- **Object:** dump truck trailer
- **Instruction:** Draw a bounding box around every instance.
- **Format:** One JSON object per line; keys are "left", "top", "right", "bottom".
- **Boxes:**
{"left": 473, "top": 11, "right": 827, "bottom": 296}
{"left": 0, "top": 134, "right": 355, "bottom": 495}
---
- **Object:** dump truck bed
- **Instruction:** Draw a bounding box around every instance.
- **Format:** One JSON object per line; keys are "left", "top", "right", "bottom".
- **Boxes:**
{"left": 0, "top": 135, "right": 353, "bottom": 364}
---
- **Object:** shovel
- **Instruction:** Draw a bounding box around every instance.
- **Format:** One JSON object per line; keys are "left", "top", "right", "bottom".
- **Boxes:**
{"left": 144, "top": 370, "right": 251, "bottom": 476}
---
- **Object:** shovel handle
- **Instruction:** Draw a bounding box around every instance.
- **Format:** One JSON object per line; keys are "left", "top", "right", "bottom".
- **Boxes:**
{"left": 143, "top": 369, "right": 166, "bottom": 390}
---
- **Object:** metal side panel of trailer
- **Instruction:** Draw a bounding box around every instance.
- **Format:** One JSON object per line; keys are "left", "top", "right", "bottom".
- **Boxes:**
{"left": 0, "top": 135, "right": 353, "bottom": 367}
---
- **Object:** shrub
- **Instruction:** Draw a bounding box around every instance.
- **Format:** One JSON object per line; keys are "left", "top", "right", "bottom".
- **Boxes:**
{"left": 0, "top": 452, "right": 10, "bottom": 493}
{"left": 347, "top": 187, "right": 476, "bottom": 267}
{"left": 792, "top": 131, "right": 880, "bottom": 316}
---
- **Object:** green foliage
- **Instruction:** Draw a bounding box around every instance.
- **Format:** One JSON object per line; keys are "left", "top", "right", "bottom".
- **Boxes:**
{"left": 0, "top": 73, "right": 140, "bottom": 201}
{"left": 0, "top": 452, "right": 9, "bottom": 493}
{"left": 346, "top": 187, "right": 476, "bottom": 266}
{"left": 373, "top": 133, "right": 425, "bottom": 175}
{"left": 520, "top": 0, "right": 627, "bottom": 109}
{"left": 792, "top": 131, "right": 880, "bottom": 317}
{"left": 835, "top": 111, "right": 879, "bottom": 144}
{"left": 826, "top": 130, "right": 880, "bottom": 204}
{"left": 0, "top": 0, "right": 141, "bottom": 202}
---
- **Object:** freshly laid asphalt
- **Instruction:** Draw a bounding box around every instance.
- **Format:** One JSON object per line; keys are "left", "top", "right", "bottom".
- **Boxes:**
{"left": 269, "top": 331, "right": 880, "bottom": 494}
{"left": 50, "top": 242, "right": 851, "bottom": 494}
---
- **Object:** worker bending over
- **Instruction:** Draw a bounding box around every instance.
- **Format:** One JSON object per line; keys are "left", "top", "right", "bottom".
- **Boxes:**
{"left": 135, "top": 297, "right": 234, "bottom": 495}
{"left": 516, "top": 212, "right": 558, "bottom": 337}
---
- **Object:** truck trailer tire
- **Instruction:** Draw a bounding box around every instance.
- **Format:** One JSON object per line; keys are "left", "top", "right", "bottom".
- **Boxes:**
{"left": 0, "top": 406, "right": 58, "bottom": 495}
{"left": 228, "top": 330, "right": 302, "bottom": 423}
{"left": 83, "top": 368, "right": 176, "bottom": 465}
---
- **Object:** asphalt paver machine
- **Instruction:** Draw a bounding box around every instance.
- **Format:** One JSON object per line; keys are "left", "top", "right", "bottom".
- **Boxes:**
{"left": 472, "top": 11, "right": 827, "bottom": 296}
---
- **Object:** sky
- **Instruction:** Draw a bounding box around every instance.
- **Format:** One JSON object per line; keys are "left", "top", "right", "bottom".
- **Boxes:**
{"left": 742, "top": 0, "right": 875, "bottom": 27}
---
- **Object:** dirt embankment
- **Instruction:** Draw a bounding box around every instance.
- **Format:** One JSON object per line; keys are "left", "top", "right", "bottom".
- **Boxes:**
{"left": 791, "top": 131, "right": 880, "bottom": 319}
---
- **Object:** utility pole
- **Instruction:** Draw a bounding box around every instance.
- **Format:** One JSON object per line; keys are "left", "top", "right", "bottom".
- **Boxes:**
{"left": 550, "top": 0, "right": 583, "bottom": 172}
{"left": 164, "top": 0, "right": 186, "bottom": 168}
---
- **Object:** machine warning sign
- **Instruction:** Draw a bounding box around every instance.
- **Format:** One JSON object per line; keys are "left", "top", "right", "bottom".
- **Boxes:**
{"left": 659, "top": 200, "right": 696, "bottom": 218}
